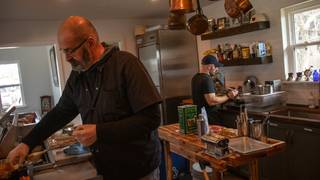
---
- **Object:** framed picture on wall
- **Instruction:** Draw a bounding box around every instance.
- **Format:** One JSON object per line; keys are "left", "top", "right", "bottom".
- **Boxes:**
{"left": 49, "top": 46, "right": 59, "bottom": 87}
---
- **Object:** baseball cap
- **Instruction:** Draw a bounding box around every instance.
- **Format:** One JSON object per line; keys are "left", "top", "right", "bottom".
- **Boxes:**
{"left": 201, "top": 55, "right": 223, "bottom": 67}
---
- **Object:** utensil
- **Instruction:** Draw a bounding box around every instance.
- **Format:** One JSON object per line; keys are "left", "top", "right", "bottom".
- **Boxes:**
{"left": 249, "top": 120, "right": 263, "bottom": 140}
{"left": 170, "top": 0, "right": 195, "bottom": 14}
{"left": 225, "top": 0, "right": 241, "bottom": 18}
{"left": 187, "top": 0, "right": 209, "bottom": 35}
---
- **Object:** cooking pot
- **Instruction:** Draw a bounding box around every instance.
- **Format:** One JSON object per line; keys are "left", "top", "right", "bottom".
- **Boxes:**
{"left": 187, "top": 0, "right": 208, "bottom": 35}
{"left": 170, "top": 0, "right": 195, "bottom": 14}
{"left": 168, "top": 12, "right": 187, "bottom": 30}
{"left": 224, "top": 0, "right": 241, "bottom": 18}
{"left": 236, "top": 0, "right": 253, "bottom": 14}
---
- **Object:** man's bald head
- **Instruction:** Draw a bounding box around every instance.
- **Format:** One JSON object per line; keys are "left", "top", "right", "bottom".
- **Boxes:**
{"left": 58, "top": 16, "right": 99, "bottom": 44}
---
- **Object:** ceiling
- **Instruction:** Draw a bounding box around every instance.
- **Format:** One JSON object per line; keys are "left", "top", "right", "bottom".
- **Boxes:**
{"left": 0, "top": 0, "right": 217, "bottom": 21}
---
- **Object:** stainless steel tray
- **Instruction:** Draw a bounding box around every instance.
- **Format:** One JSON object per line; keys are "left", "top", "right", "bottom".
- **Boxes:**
{"left": 229, "top": 137, "right": 272, "bottom": 155}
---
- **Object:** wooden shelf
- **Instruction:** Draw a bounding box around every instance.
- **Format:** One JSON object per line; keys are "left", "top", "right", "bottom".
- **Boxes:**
{"left": 221, "top": 56, "right": 273, "bottom": 67}
{"left": 201, "top": 21, "right": 270, "bottom": 40}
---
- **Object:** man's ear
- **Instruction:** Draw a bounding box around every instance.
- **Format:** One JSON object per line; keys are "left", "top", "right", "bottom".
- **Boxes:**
{"left": 87, "top": 36, "right": 96, "bottom": 48}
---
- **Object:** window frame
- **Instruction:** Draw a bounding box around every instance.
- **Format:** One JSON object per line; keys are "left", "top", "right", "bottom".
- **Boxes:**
{"left": 281, "top": 0, "right": 320, "bottom": 75}
{"left": 0, "top": 60, "right": 26, "bottom": 109}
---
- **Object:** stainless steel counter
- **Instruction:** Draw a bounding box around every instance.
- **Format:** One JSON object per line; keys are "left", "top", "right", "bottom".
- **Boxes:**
{"left": 34, "top": 161, "right": 99, "bottom": 180}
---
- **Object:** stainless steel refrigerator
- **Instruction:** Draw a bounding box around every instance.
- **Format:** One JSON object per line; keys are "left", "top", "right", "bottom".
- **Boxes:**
{"left": 136, "top": 29, "right": 199, "bottom": 124}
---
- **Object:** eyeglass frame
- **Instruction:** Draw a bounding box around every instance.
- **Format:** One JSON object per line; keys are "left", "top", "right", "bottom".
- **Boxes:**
{"left": 60, "top": 38, "right": 88, "bottom": 55}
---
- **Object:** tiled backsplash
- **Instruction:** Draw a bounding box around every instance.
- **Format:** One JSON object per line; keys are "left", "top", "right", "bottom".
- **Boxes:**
{"left": 281, "top": 81, "right": 319, "bottom": 107}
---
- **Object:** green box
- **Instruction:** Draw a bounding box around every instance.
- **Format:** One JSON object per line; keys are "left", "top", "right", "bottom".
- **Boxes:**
{"left": 177, "top": 105, "right": 197, "bottom": 134}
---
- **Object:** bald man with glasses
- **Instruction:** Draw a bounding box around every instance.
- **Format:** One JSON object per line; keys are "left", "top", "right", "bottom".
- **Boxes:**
{"left": 8, "top": 16, "right": 162, "bottom": 180}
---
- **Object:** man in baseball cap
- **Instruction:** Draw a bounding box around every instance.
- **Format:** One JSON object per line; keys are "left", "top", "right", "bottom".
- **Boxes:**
{"left": 201, "top": 54, "right": 223, "bottom": 67}
{"left": 191, "top": 55, "right": 237, "bottom": 125}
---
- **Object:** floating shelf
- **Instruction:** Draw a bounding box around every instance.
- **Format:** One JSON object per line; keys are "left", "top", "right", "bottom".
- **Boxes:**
{"left": 201, "top": 21, "right": 270, "bottom": 40}
{"left": 221, "top": 56, "right": 273, "bottom": 67}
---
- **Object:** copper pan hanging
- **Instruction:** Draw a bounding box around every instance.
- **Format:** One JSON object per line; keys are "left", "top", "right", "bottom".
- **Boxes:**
{"left": 170, "top": 0, "right": 195, "bottom": 14}
{"left": 236, "top": 0, "right": 253, "bottom": 14}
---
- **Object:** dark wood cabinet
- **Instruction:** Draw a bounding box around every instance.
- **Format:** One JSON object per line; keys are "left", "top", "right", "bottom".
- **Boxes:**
{"left": 263, "top": 118, "right": 320, "bottom": 180}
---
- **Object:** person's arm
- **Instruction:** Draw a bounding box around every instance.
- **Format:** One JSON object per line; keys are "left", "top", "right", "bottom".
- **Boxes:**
{"left": 204, "top": 89, "right": 238, "bottom": 106}
{"left": 96, "top": 103, "right": 160, "bottom": 144}
{"left": 22, "top": 104, "right": 78, "bottom": 150}
{"left": 22, "top": 79, "right": 79, "bottom": 151}
{"left": 204, "top": 92, "right": 229, "bottom": 106}
{"left": 8, "top": 81, "right": 79, "bottom": 165}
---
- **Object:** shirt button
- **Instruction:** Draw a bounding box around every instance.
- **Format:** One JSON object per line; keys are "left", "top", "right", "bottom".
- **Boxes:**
{"left": 95, "top": 87, "right": 99, "bottom": 90}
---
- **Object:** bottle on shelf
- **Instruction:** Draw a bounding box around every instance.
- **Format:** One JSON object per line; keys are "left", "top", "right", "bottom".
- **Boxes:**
{"left": 232, "top": 44, "right": 240, "bottom": 60}
{"left": 313, "top": 69, "right": 319, "bottom": 82}
{"left": 241, "top": 44, "right": 250, "bottom": 59}
{"left": 266, "top": 42, "right": 272, "bottom": 56}
{"left": 224, "top": 43, "right": 233, "bottom": 61}
{"left": 249, "top": 42, "right": 256, "bottom": 59}
{"left": 217, "top": 44, "right": 224, "bottom": 61}
{"left": 256, "top": 41, "right": 267, "bottom": 57}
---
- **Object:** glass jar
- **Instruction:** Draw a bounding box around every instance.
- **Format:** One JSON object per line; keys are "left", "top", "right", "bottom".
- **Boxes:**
{"left": 241, "top": 46, "right": 250, "bottom": 59}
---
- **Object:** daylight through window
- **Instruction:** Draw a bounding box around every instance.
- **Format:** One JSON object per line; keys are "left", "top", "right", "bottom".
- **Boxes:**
{"left": 0, "top": 62, "right": 24, "bottom": 109}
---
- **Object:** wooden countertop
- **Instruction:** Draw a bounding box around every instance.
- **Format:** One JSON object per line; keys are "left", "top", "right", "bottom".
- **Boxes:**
{"left": 159, "top": 124, "right": 286, "bottom": 180}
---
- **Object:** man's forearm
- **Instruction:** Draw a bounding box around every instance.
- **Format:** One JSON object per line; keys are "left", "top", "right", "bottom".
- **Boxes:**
{"left": 22, "top": 107, "right": 77, "bottom": 151}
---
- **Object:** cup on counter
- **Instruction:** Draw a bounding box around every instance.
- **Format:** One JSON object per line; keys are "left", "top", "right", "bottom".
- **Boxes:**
{"left": 256, "top": 85, "right": 264, "bottom": 95}
{"left": 249, "top": 120, "right": 265, "bottom": 141}
{"left": 264, "top": 84, "right": 273, "bottom": 94}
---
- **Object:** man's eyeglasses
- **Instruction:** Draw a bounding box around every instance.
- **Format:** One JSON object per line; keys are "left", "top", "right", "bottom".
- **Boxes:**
{"left": 61, "top": 38, "right": 88, "bottom": 55}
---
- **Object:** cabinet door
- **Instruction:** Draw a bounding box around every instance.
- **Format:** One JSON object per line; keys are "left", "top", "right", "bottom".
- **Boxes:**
{"left": 289, "top": 125, "right": 320, "bottom": 180}
{"left": 263, "top": 119, "right": 291, "bottom": 180}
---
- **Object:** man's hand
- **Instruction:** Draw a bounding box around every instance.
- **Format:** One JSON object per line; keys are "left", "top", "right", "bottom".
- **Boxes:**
{"left": 7, "top": 143, "right": 29, "bottom": 166}
{"left": 72, "top": 124, "right": 97, "bottom": 147}
{"left": 227, "top": 89, "right": 239, "bottom": 99}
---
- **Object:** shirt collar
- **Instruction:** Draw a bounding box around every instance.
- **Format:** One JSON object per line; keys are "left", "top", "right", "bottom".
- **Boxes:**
{"left": 85, "top": 43, "right": 119, "bottom": 73}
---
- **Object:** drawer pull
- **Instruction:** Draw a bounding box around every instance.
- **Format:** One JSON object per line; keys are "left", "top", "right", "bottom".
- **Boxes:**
{"left": 269, "top": 122, "right": 278, "bottom": 127}
{"left": 304, "top": 128, "right": 313, "bottom": 132}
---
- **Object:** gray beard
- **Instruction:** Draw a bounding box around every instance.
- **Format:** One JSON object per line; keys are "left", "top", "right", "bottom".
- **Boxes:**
{"left": 71, "top": 48, "right": 91, "bottom": 72}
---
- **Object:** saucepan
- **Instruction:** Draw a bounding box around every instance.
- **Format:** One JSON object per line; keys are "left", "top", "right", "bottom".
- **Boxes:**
{"left": 170, "top": 0, "right": 195, "bottom": 14}
{"left": 224, "top": 0, "right": 241, "bottom": 18}
{"left": 235, "top": 0, "right": 253, "bottom": 14}
{"left": 187, "top": 0, "right": 208, "bottom": 35}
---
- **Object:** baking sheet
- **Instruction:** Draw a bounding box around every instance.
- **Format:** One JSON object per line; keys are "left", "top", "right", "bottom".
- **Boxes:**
{"left": 229, "top": 137, "right": 272, "bottom": 155}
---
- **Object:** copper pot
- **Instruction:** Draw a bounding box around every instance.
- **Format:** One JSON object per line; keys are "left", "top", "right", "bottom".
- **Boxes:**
{"left": 187, "top": 0, "right": 208, "bottom": 35}
{"left": 225, "top": 0, "right": 241, "bottom": 18}
{"left": 236, "top": 0, "right": 253, "bottom": 14}
{"left": 170, "top": 0, "right": 195, "bottom": 14}
{"left": 168, "top": 13, "right": 187, "bottom": 30}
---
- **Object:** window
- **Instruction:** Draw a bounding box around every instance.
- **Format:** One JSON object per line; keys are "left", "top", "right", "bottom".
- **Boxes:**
{"left": 281, "top": 0, "right": 320, "bottom": 75}
{"left": 0, "top": 62, "right": 24, "bottom": 109}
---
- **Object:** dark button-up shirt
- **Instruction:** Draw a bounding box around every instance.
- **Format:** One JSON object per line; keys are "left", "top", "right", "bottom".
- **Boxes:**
{"left": 23, "top": 45, "right": 162, "bottom": 179}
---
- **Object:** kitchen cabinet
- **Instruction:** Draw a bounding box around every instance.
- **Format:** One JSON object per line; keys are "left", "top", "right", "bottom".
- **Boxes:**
{"left": 263, "top": 117, "right": 320, "bottom": 180}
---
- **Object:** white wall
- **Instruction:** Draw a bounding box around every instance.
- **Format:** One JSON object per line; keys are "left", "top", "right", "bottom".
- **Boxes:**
{"left": 0, "top": 18, "right": 166, "bottom": 86}
{"left": 197, "top": 0, "right": 308, "bottom": 87}
{"left": 0, "top": 18, "right": 166, "bottom": 124}
{"left": 0, "top": 46, "right": 53, "bottom": 114}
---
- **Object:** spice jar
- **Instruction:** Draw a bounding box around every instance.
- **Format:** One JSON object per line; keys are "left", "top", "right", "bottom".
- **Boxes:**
{"left": 241, "top": 46, "right": 250, "bottom": 59}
